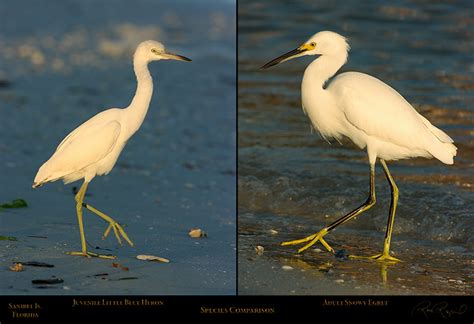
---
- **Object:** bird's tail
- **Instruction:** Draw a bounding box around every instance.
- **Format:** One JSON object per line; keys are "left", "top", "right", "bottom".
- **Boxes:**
{"left": 32, "top": 181, "right": 43, "bottom": 189}
{"left": 429, "top": 142, "right": 457, "bottom": 165}
{"left": 420, "top": 120, "right": 457, "bottom": 165}
{"left": 33, "top": 169, "right": 48, "bottom": 188}
{"left": 32, "top": 160, "right": 55, "bottom": 188}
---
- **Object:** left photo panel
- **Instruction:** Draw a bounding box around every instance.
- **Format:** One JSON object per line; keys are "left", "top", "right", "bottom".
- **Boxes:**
{"left": 0, "top": 0, "right": 236, "bottom": 295}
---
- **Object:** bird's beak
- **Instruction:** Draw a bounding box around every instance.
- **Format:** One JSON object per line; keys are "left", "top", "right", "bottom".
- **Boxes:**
{"left": 260, "top": 43, "right": 313, "bottom": 70}
{"left": 163, "top": 51, "right": 192, "bottom": 62}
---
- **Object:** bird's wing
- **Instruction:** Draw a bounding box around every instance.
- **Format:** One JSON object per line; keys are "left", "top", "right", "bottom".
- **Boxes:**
{"left": 55, "top": 109, "right": 118, "bottom": 153}
{"left": 331, "top": 72, "right": 431, "bottom": 149}
{"left": 46, "top": 120, "right": 121, "bottom": 175}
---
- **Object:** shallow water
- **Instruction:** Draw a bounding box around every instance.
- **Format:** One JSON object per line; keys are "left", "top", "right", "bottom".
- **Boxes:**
{"left": 238, "top": 0, "right": 473, "bottom": 295}
{"left": 0, "top": 0, "right": 236, "bottom": 294}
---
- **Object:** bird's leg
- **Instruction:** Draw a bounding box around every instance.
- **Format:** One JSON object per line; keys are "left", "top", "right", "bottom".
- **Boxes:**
{"left": 67, "top": 181, "right": 115, "bottom": 259}
{"left": 350, "top": 160, "right": 400, "bottom": 263}
{"left": 82, "top": 203, "right": 134, "bottom": 247}
{"left": 74, "top": 182, "right": 88, "bottom": 253}
{"left": 282, "top": 164, "right": 376, "bottom": 253}
{"left": 364, "top": 159, "right": 400, "bottom": 263}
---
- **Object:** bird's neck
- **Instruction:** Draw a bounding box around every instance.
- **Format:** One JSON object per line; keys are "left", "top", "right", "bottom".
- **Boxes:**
{"left": 303, "top": 53, "right": 347, "bottom": 90}
{"left": 126, "top": 56, "right": 154, "bottom": 135}
{"left": 301, "top": 53, "right": 348, "bottom": 140}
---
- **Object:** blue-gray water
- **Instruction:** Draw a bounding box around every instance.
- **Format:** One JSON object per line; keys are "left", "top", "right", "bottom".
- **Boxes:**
{"left": 0, "top": 0, "right": 236, "bottom": 294}
{"left": 238, "top": 0, "right": 473, "bottom": 295}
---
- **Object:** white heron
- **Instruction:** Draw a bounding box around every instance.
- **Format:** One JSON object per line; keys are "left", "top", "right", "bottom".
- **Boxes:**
{"left": 261, "top": 31, "right": 457, "bottom": 262}
{"left": 33, "top": 40, "right": 191, "bottom": 259}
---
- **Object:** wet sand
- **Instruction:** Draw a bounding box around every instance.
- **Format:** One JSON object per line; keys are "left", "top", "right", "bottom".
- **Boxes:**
{"left": 239, "top": 213, "right": 472, "bottom": 295}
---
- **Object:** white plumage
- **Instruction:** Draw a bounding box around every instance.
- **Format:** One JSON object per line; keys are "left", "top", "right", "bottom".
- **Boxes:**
{"left": 36, "top": 115, "right": 122, "bottom": 185}
{"left": 261, "top": 31, "right": 456, "bottom": 261}
{"left": 323, "top": 72, "right": 455, "bottom": 164}
{"left": 295, "top": 32, "right": 456, "bottom": 165}
{"left": 33, "top": 40, "right": 191, "bottom": 259}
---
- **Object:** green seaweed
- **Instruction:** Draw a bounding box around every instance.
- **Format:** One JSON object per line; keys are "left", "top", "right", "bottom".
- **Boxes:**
{"left": 0, "top": 199, "right": 28, "bottom": 209}
{"left": 0, "top": 236, "right": 18, "bottom": 241}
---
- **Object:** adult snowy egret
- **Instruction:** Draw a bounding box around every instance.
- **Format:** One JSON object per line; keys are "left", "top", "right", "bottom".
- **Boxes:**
{"left": 261, "top": 31, "right": 456, "bottom": 262}
{"left": 33, "top": 40, "right": 191, "bottom": 259}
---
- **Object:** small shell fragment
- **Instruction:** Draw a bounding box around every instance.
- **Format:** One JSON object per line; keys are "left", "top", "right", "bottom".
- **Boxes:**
{"left": 282, "top": 265, "right": 293, "bottom": 271}
{"left": 255, "top": 245, "right": 264, "bottom": 255}
{"left": 269, "top": 229, "right": 278, "bottom": 235}
{"left": 188, "top": 228, "right": 207, "bottom": 238}
{"left": 136, "top": 255, "right": 170, "bottom": 263}
{"left": 9, "top": 263, "right": 24, "bottom": 272}
{"left": 112, "top": 262, "right": 129, "bottom": 271}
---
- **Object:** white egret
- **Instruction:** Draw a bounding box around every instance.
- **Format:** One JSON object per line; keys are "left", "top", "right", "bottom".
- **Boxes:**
{"left": 261, "top": 31, "right": 457, "bottom": 262}
{"left": 33, "top": 40, "right": 191, "bottom": 259}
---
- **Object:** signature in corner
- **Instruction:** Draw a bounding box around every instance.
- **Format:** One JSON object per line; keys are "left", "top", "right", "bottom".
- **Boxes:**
{"left": 412, "top": 301, "right": 469, "bottom": 319}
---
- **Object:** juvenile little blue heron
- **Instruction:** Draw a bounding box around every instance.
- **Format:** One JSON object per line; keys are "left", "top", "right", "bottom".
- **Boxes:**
{"left": 261, "top": 31, "right": 456, "bottom": 262}
{"left": 33, "top": 40, "right": 191, "bottom": 259}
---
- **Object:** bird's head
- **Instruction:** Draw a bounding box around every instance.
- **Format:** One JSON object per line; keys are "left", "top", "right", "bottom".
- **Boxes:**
{"left": 261, "top": 31, "right": 350, "bottom": 69}
{"left": 135, "top": 40, "right": 191, "bottom": 63}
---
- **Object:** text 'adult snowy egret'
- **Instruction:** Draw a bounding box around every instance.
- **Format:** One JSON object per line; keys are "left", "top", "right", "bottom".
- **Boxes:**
{"left": 33, "top": 40, "right": 191, "bottom": 259}
{"left": 261, "top": 31, "right": 457, "bottom": 262}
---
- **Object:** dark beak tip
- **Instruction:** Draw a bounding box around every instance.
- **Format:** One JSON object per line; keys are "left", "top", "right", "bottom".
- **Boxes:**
{"left": 260, "top": 59, "right": 282, "bottom": 71}
{"left": 260, "top": 47, "right": 305, "bottom": 71}
{"left": 167, "top": 52, "right": 191, "bottom": 62}
{"left": 260, "top": 62, "right": 275, "bottom": 70}
{"left": 177, "top": 56, "right": 192, "bottom": 62}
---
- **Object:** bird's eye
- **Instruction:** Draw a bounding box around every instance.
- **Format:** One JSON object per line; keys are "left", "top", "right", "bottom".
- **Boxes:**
{"left": 310, "top": 42, "right": 316, "bottom": 48}
{"left": 151, "top": 48, "right": 159, "bottom": 54}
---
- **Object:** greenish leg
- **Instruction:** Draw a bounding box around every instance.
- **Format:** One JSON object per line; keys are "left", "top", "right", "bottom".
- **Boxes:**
{"left": 282, "top": 164, "right": 376, "bottom": 253}
{"left": 75, "top": 181, "right": 88, "bottom": 253}
{"left": 67, "top": 181, "right": 116, "bottom": 259}
{"left": 351, "top": 159, "right": 400, "bottom": 263}
{"left": 82, "top": 203, "right": 134, "bottom": 247}
{"left": 371, "top": 159, "right": 400, "bottom": 262}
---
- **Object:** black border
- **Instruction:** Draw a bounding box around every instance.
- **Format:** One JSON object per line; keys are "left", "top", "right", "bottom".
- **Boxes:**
{"left": 235, "top": 0, "right": 240, "bottom": 297}
{"left": 0, "top": 295, "right": 472, "bottom": 322}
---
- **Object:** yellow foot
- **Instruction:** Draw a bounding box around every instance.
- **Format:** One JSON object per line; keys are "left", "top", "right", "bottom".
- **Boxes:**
{"left": 66, "top": 251, "right": 116, "bottom": 259}
{"left": 281, "top": 228, "right": 334, "bottom": 253}
{"left": 102, "top": 221, "right": 134, "bottom": 247}
{"left": 83, "top": 203, "right": 134, "bottom": 247}
{"left": 350, "top": 253, "right": 401, "bottom": 263}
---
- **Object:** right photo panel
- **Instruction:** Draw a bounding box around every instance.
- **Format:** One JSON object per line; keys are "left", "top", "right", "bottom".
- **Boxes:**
{"left": 238, "top": 1, "right": 472, "bottom": 295}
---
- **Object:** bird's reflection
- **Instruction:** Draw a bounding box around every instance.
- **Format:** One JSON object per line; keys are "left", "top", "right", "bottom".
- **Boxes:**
{"left": 279, "top": 255, "right": 399, "bottom": 285}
